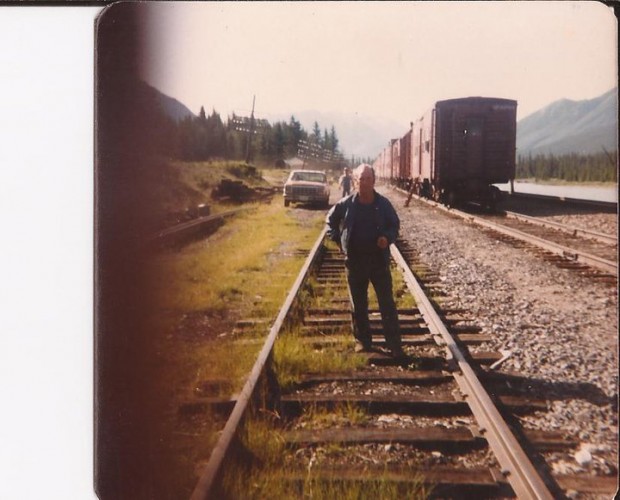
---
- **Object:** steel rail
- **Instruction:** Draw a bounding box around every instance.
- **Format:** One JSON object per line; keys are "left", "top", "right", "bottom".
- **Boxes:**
{"left": 398, "top": 189, "right": 617, "bottom": 276}
{"left": 190, "top": 227, "right": 328, "bottom": 500}
{"left": 391, "top": 244, "right": 555, "bottom": 500}
{"left": 449, "top": 207, "right": 618, "bottom": 277}
{"left": 400, "top": 188, "right": 618, "bottom": 276}
{"left": 503, "top": 210, "right": 618, "bottom": 246}
{"left": 150, "top": 207, "right": 252, "bottom": 244}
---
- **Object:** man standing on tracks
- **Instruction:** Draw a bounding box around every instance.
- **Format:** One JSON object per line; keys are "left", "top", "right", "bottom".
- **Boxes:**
{"left": 326, "top": 164, "right": 408, "bottom": 360}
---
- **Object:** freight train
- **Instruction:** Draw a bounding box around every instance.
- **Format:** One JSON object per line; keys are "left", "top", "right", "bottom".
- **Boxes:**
{"left": 373, "top": 97, "right": 517, "bottom": 210}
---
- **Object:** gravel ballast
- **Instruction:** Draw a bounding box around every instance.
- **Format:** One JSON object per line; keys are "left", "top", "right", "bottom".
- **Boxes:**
{"left": 382, "top": 186, "right": 618, "bottom": 485}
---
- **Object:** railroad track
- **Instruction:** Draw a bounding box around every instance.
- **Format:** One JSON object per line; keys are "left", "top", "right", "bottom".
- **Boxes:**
{"left": 502, "top": 210, "right": 617, "bottom": 247}
{"left": 187, "top": 230, "right": 616, "bottom": 499}
{"left": 401, "top": 189, "right": 617, "bottom": 281}
{"left": 148, "top": 207, "right": 252, "bottom": 247}
{"left": 456, "top": 209, "right": 617, "bottom": 280}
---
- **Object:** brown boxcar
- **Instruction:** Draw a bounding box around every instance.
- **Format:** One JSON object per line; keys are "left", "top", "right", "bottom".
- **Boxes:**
{"left": 409, "top": 96, "right": 517, "bottom": 209}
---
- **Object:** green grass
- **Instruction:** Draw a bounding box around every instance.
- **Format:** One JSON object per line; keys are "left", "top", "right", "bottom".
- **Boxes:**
{"left": 223, "top": 470, "right": 430, "bottom": 500}
{"left": 220, "top": 413, "right": 431, "bottom": 500}
{"left": 138, "top": 158, "right": 331, "bottom": 497}
{"left": 172, "top": 159, "right": 271, "bottom": 201}
{"left": 274, "top": 329, "right": 366, "bottom": 390}
{"left": 146, "top": 199, "right": 327, "bottom": 401}
{"left": 298, "top": 402, "right": 370, "bottom": 428}
{"left": 392, "top": 263, "right": 417, "bottom": 310}
{"left": 192, "top": 218, "right": 429, "bottom": 499}
{"left": 297, "top": 475, "right": 430, "bottom": 500}
{"left": 146, "top": 201, "right": 321, "bottom": 317}
{"left": 143, "top": 158, "right": 284, "bottom": 222}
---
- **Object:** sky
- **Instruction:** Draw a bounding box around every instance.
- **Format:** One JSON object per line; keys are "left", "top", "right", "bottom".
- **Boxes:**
{"left": 141, "top": 1, "right": 617, "bottom": 127}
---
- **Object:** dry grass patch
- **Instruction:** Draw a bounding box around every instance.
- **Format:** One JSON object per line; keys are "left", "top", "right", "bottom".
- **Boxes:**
{"left": 220, "top": 411, "right": 431, "bottom": 499}
{"left": 274, "top": 329, "right": 365, "bottom": 391}
{"left": 298, "top": 402, "right": 370, "bottom": 429}
{"left": 144, "top": 196, "right": 326, "bottom": 497}
{"left": 146, "top": 200, "right": 321, "bottom": 319}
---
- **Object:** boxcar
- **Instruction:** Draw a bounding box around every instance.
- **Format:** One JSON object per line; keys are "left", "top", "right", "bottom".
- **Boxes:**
{"left": 409, "top": 96, "right": 517, "bottom": 209}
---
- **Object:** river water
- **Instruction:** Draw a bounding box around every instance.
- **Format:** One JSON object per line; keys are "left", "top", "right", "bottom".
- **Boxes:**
{"left": 495, "top": 181, "right": 618, "bottom": 203}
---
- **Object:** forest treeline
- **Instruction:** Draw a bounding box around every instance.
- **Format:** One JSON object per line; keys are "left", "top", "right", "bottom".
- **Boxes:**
{"left": 516, "top": 151, "right": 617, "bottom": 182}
{"left": 149, "top": 100, "right": 345, "bottom": 168}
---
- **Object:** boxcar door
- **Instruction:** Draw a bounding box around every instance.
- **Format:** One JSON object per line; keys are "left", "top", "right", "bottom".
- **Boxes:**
{"left": 463, "top": 116, "right": 485, "bottom": 177}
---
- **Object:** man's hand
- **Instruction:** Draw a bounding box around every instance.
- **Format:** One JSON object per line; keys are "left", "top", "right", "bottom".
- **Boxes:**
{"left": 377, "top": 236, "right": 389, "bottom": 249}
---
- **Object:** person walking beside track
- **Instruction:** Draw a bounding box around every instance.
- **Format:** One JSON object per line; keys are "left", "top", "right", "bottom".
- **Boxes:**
{"left": 326, "top": 164, "right": 408, "bottom": 361}
{"left": 338, "top": 167, "right": 353, "bottom": 198}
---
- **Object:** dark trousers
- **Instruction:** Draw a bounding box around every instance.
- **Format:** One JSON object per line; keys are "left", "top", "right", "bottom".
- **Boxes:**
{"left": 345, "top": 252, "right": 401, "bottom": 350}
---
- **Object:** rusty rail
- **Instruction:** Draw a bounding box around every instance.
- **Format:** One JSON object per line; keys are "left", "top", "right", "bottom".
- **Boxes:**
{"left": 453, "top": 209, "right": 617, "bottom": 277}
{"left": 150, "top": 207, "right": 252, "bottom": 246}
{"left": 190, "top": 227, "right": 328, "bottom": 500}
{"left": 503, "top": 210, "right": 617, "bottom": 246}
{"left": 390, "top": 244, "right": 555, "bottom": 499}
{"left": 399, "top": 188, "right": 617, "bottom": 278}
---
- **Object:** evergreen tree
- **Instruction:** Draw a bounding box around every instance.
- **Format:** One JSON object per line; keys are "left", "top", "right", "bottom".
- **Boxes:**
{"left": 329, "top": 125, "right": 339, "bottom": 152}
{"left": 273, "top": 122, "right": 286, "bottom": 158}
{"left": 516, "top": 151, "right": 617, "bottom": 182}
{"left": 312, "top": 121, "right": 322, "bottom": 144}
{"left": 168, "top": 106, "right": 345, "bottom": 165}
{"left": 323, "top": 128, "right": 331, "bottom": 152}
{"left": 288, "top": 116, "right": 304, "bottom": 157}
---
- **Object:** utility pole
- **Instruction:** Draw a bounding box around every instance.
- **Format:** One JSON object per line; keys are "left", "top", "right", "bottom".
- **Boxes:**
{"left": 245, "top": 95, "right": 255, "bottom": 164}
{"left": 231, "top": 98, "right": 267, "bottom": 164}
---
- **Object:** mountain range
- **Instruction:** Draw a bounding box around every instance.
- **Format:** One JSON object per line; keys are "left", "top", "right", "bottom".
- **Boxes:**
{"left": 516, "top": 87, "right": 617, "bottom": 157}
{"left": 149, "top": 81, "right": 617, "bottom": 159}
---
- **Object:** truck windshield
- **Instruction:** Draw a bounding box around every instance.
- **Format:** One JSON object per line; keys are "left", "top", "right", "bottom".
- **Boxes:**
{"left": 292, "top": 172, "right": 326, "bottom": 183}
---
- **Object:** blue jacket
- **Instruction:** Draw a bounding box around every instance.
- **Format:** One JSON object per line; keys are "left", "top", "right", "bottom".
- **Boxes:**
{"left": 326, "top": 191, "right": 400, "bottom": 262}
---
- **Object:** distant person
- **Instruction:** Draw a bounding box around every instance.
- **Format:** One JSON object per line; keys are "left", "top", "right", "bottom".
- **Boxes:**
{"left": 338, "top": 167, "right": 353, "bottom": 198}
{"left": 326, "top": 164, "right": 408, "bottom": 360}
